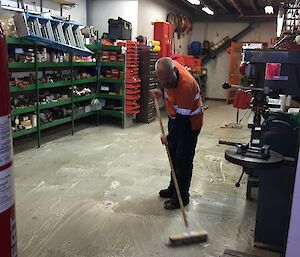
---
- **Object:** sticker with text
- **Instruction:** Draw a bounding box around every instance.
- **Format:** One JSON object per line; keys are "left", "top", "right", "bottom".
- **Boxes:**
{"left": 0, "top": 166, "right": 15, "bottom": 213}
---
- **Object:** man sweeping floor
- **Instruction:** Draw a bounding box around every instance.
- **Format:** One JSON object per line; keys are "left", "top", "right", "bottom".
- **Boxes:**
{"left": 152, "top": 57, "right": 204, "bottom": 210}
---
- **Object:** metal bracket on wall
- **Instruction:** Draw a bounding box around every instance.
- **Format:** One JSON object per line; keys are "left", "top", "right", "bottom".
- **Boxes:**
{"left": 17, "top": 0, "right": 25, "bottom": 10}
{"left": 60, "top": 3, "right": 75, "bottom": 18}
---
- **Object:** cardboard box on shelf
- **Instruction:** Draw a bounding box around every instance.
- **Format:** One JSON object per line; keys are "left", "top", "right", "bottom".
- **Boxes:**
{"left": 290, "top": 100, "right": 300, "bottom": 108}
{"left": 21, "top": 120, "right": 32, "bottom": 127}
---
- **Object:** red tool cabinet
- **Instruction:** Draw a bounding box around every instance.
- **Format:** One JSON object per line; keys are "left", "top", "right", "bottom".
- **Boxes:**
{"left": 154, "top": 22, "right": 173, "bottom": 59}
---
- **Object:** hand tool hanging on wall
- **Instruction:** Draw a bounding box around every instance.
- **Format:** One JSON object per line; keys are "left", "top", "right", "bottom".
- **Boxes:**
{"left": 153, "top": 97, "right": 208, "bottom": 247}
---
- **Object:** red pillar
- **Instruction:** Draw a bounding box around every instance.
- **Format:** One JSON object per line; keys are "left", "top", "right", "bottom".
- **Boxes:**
{"left": 0, "top": 25, "right": 18, "bottom": 257}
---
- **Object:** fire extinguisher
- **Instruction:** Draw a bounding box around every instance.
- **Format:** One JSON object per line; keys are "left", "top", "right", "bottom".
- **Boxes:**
{"left": 0, "top": 25, "right": 18, "bottom": 257}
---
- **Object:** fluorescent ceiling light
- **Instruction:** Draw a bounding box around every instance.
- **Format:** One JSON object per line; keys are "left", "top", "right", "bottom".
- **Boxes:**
{"left": 187, "top": 0, "right": 200, "bottom": 5}
{"left": 265, "top": 5, "right": 274, "bottom": 14}
{"left": 202, "top": 6, "right": 214, "bottom": 15}
{"left": 277, "top": 11, "right": 284, "bottom": 37}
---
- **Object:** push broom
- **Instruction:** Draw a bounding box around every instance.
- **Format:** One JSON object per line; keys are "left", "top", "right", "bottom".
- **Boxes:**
{"left": 154, "top": 97, "right": 208, "bottom": 247}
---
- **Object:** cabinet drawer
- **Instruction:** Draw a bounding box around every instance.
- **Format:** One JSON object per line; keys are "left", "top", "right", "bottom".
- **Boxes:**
{"left": 148, "top": 110, "right": 156, "bottom": 120}
{"left": 149, "top": 82, "right": 158, "bottom": 90}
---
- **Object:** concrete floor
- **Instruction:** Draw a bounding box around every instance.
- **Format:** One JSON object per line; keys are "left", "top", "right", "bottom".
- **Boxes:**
{"left": 13, "top": 100, "right": 280, "bottom": 257}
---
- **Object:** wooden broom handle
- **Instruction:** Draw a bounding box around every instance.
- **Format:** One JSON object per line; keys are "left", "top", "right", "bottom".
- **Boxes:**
{"left": 154, "top": 97, "right": 189, "bottom": 228}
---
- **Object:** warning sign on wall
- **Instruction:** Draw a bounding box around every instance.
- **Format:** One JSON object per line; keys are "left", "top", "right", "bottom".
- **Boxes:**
{"left": 0, "top": 115, "right": 12, "bottom": 166}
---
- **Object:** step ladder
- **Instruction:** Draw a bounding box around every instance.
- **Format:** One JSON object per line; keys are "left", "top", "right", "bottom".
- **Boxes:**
{"left": 13, "top": 13, "right": 92, "bottom": 56}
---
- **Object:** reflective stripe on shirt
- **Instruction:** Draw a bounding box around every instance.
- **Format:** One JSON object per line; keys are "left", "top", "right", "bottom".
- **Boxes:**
{"left": 194, "top": 93, "right": 200, "bottom": 101}
{"left": 164, "top": 91, "right": 169, "bottom": 99}
{"left": 174, "top": 106, "right": 192, "bottom": 115}
{"left": 190, "top": 106, "right": 202, "bottom": 116}
{"left": 173, "top": 105, "right": 202, "bottom": 116}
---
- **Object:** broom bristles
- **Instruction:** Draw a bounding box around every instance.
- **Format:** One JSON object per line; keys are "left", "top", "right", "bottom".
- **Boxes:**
{"left": 168, "top": 230, "right": 208, "bottom": 247}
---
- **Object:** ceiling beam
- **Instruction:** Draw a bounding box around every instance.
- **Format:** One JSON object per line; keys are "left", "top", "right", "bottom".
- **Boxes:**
{"left": 176, "top": 0, "right": 218, "bottom": 15}
{"left": 249, "top": 0, "right": 258, "bottom": 13}
{"left": 173, "top": 0, "right": 199, "bottom": 12}
{"left": 212, "top": 0, "right": 230, "bottom": 13}
{"left": 229, "top": 0, "right": 244, "bottom": 16}
{"left": 193, "top": 13, "right": 276, "bottom": 22}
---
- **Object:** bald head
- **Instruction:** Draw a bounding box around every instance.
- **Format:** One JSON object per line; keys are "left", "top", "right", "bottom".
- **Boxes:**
{"left": 155, "top": 57, "right": 177, "bottom": 89}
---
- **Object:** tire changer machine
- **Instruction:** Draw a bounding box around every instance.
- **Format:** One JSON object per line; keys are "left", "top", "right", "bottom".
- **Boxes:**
{"left": 220, "top": 49, "right": 300, "bottom": 253}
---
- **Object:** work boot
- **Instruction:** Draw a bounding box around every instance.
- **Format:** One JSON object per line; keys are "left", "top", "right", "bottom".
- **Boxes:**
{"left": 159, "top": 186, "right": 174, "bottom": 198}
{"left": 164, "top": 197, "right": 189, "bottom": 210}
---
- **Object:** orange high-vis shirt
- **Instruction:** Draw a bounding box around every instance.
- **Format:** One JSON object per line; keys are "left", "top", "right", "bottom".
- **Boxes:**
{"left": 164, "top": 61, "right": 204, "bottom": 130}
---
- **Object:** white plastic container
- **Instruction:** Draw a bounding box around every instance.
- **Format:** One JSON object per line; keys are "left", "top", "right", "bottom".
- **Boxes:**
{"left": 279, "top": 94, "right": 287, "bottom": 111}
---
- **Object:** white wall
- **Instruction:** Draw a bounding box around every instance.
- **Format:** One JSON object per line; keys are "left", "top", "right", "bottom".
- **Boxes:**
{"left": 67, "top": 0, "right": 86, "bottom": 25}
{"left": 0, "top": 0, "right": 87, "bottom": 24}
{"left": 89, "top": 0, "right": 191, "bottom": 54}
{"left": 138, "top": 0, "right": 191, "bottom": 55}
{"left": 91, "top": 0, "right": 138, "bottom": 39}
{"left": 191, "top": 22, "right": 276, "bottom": 99}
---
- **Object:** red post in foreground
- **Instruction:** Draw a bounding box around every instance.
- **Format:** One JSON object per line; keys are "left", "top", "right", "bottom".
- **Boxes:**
{"left": 0, "top": 25, "right": 18, "bottom": 257}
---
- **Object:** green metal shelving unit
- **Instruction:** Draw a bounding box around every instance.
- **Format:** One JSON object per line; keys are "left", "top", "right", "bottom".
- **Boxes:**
{"left": 85, "top": 44, "right": 100, "bottom": 51}
{"left": 38, "top": 80, "right": 72, "bottom": 89}
{"left": 101, "top": 45, "right": 122, "bottom": 51}
{"left": 9, "top": 62, "right": 35, "bottom": 69}
{"left": 101, "top": 62, "right": 124, "bottom": 68}
{"left": 10, "top": 84, "right": 36, "bottom": 93}
{"left": 7, "top": 37, "right": 34, "bottom": 46}
{"left": 99, "top": 77, "right": 124, "bottom": 84}
{"left": 73, "top": 78, "right": 97, "bottom": 85}
{"left": 73, "top": 62, "right": 97, "bottom": 67}
{"left": 74, "top": 94, "right": 98, "bottom": 103}
{"left": 8, "top": 38, "right": 127, "bottom": 146}
{"left": 8, "top": 37, "right": 102, "bottom": 146}
{"left": 99, "top": 109, "right": 124, "bottom": 118}
{"left": 99, "top": 45, "right": 126, "bottom": 128}
{"left": 9, "top": 62, "right": 93, "bottom": 69}
{"left": 98, "top": 93, "right": 123, "bottom": 100}
{"left": 11, "top": 105, "right": 37, "bottom": 115}
{"left": 40, "top": 117, "right": 72, "bottom": 130}
{"left": 12, "top": 127, "right": 38, "bottom": 139}
{"left": 74, "top": 111, "right": 97, "bottom": 120}
{"left": 37, "top": 62, "right": 72, "bottom": 68}
{"left": 39, "top": 99, "right": 72, "bottom": 110}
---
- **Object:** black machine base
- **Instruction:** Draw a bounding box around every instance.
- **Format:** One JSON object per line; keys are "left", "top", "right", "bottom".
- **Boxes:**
{"left": 221, "top": 249, "right": 260, "bottom": 257}
{"left": 225, "top": 148, "right": 296, "bottom": 252}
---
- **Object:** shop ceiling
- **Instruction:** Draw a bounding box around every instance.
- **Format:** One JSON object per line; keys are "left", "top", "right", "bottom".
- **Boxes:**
{"left": 171, "top": 0, "right": 282, "bottom": 22}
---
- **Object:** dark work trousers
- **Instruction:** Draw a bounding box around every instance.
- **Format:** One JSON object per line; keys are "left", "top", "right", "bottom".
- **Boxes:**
{"left": 167, "top": 118, "right": 200, "bottom": 201}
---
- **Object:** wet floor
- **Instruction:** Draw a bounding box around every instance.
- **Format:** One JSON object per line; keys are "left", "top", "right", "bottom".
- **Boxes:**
{"left": 14, "top": 101, "right": 280, "bottom": 257}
